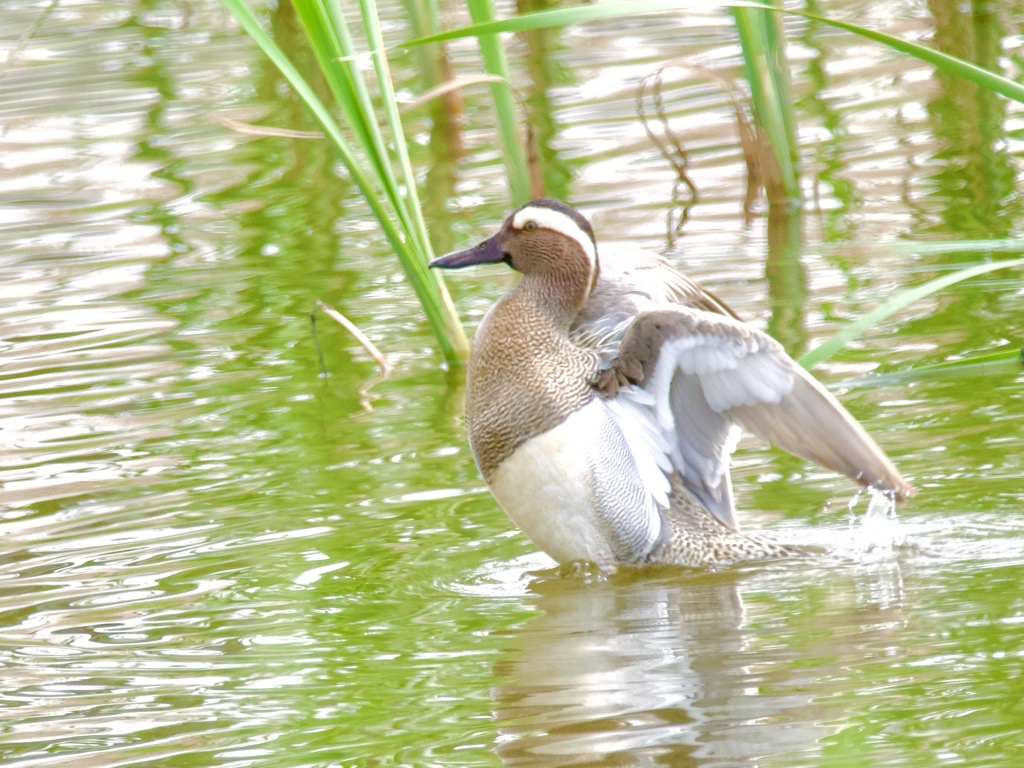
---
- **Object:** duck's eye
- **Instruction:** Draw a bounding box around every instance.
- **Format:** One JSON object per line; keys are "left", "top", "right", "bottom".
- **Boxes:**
{"left": 522, "top": 220, "right": 537, "bottom": 231}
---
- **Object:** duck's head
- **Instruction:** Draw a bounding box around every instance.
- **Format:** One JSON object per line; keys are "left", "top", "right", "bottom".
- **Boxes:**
{"left": 430, "top": 199, "right": 599, "bottom": 300}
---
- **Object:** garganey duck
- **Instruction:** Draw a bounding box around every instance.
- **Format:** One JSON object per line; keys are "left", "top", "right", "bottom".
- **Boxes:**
{"left": 431, "top": 199, "right": 913, "bottom": 570}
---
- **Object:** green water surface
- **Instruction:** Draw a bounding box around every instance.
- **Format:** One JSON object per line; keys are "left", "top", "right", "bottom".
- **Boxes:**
{"left": 1, "top": 1, "right": 1023, "bottom": 766}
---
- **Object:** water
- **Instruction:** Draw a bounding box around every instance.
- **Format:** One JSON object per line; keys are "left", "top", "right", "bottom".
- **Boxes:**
{"left": 2, "top": 0, "right": 1024, "bottom": 765}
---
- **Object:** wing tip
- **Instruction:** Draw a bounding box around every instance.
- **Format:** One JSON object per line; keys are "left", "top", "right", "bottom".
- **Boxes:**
{"left": 862, "top": 471, "right": 915, "bottom": 504}
{"left": 893, "top": 480, "right": 917, "bottom": 504}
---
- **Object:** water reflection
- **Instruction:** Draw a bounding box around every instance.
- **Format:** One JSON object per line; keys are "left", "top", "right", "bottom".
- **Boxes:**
{"left": 926, "top": 0, "right": 1020, "bottom": 238}
{"left": 518, "top": 0, "right": 575, "bottom": 201}
{"left": 764, "top": 209, "right": 809, "bottom": 357}
{"left": 3, "top": 0, "right": 1024, "bottom": 765}
{"left": 799, "top": 2, "right": 861, "bottom": 239}
{"left": 490, "top": 555, "right": 910, "bottom": 767}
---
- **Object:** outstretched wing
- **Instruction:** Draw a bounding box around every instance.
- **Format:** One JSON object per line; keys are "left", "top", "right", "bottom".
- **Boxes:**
{"left": 600, "top": 306, "right": 913, "bottom": 531}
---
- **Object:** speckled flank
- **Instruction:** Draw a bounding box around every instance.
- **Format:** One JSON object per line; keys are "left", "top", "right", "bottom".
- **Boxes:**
{"left": 646, "top": 474, "right": 802, "bottom": 567}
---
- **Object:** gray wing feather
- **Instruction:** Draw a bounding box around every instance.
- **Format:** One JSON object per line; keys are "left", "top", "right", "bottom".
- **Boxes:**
{"left": 729, "top": 363, "right": 914, "bottom": 499}
{"left": 578, "top": 247, "right": 912, "bottom": 535}
{"left": 614, "top": 307, "right": 913, "bottom": 530}
{"left": 667, "top": 374, "right": 741, "bottom": 530}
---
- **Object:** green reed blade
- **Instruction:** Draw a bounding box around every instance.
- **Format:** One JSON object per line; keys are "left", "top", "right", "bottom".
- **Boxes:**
{"left": 908, "top": 348, "right": 1023, "bottom": 375}
{"left": 356, "top": 0, "right": 468, "bottom": 351}
{"left": 358, "top": 0, "right": 430, "bottom": 252}
{"left": 840, "top": 347, "right": 1022, "bottom": 388}
{"left": 760, "top": 2, "right": 795, "bottom": 152}
{"left": 795, "top": 8, "right": 1024, "bottom": 104}
{"left": 293, "top": 1, "right": 382, "bottom": 176}
{"left": 222, "top": 0, "right": 394, "bottom": 245}
{"left": 221, "top": 0, "right": 469, "bottom": 363}
{"left": 465, "top": 0, "right": 532, "bottom": 205}
{"left": 410, "top": 1, "right": 1024, "bottom": 105}
{"left": 732, "top": 4, "right": 799, "bottom": 205}
{"left": 296, "top": 0, "right": 418, "bottom": 240}
{"left": 412, "top": 0, "right": 699, "bottom": 40}
{"left": 798, "top": 257, "right": 1024, "bottom": 370}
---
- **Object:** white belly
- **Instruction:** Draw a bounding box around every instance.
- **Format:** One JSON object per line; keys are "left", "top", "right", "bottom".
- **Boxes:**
{"left": 485, "top": 402, "right": 617, "bottom": 566}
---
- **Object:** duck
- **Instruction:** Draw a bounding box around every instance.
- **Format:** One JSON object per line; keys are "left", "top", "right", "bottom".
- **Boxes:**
{"left": 430, "top": 199, "right": 913, "bottom": 571}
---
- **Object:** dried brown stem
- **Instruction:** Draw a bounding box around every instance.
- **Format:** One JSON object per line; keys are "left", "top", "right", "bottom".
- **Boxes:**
{"left": 315, "top": 300, "right": 392, "bottom": 377}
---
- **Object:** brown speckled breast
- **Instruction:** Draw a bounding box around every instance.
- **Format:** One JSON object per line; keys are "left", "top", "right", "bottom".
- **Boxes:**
{"left": 466, "top": 292, "right": 600, "bottom": 480}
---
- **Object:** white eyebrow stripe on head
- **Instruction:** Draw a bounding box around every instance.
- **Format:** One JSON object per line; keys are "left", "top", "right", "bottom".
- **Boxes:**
{"left": 512, "top": 206, "right": 597, "bottom": 266}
